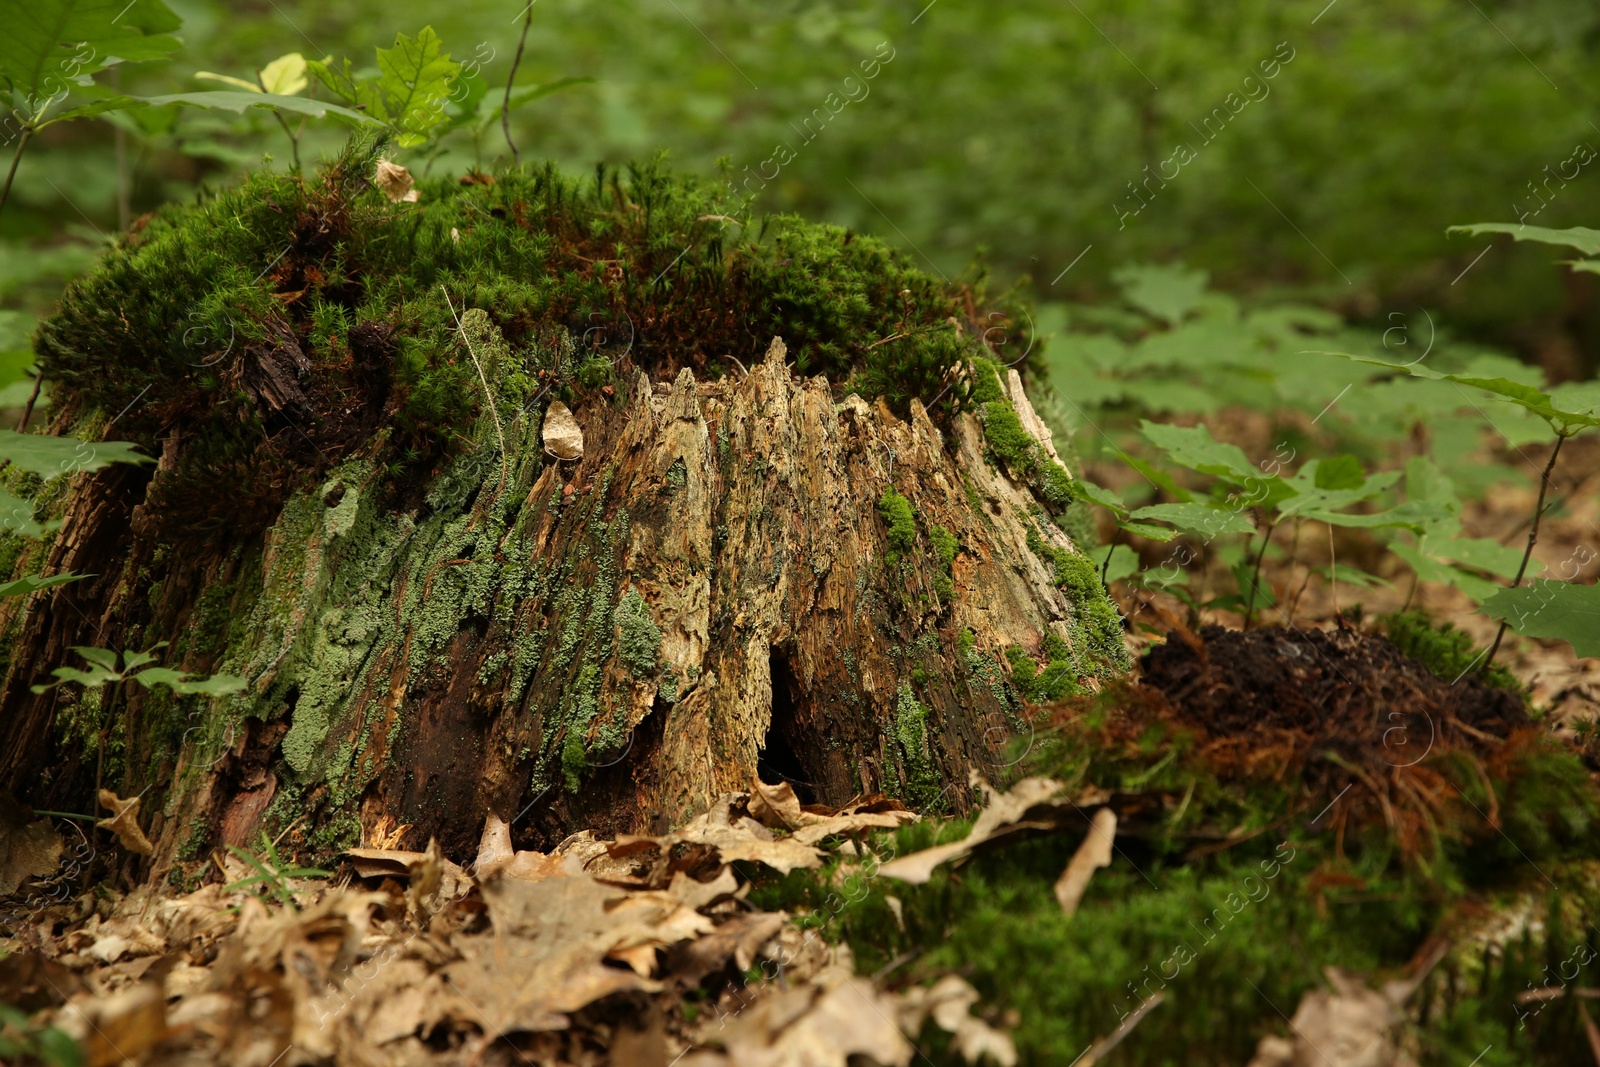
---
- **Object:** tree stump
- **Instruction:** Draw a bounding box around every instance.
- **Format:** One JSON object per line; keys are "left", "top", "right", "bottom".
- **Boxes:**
{"left": 0, "top": 156, "right": 1123, "bottom": 871}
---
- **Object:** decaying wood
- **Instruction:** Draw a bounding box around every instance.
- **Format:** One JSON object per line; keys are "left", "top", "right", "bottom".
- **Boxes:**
{"left": 0, "top": 325, "right": 1115, "bottom": 872}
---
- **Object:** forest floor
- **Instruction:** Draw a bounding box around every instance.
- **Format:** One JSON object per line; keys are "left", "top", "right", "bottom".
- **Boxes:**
{"left": 4, "top": 432, "right": 1600, "bottom": 1067}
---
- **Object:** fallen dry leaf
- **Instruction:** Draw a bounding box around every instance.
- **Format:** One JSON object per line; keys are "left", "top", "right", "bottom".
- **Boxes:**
{"left": 443, "top": 871, "right": 707, "bottom": 1033}
{"left": 897, "top": 974, "right": 1018, "bottom": 1067}
{"left": 721, "top": 974, "right": 912, "bottom": 1067}
{"left": 0, "top": 794, "right": 62, "bottom": 896}
{"left": 666, "top": 911, "right": 788, "bottom": 987}
{"left": 96, "top": 789, "right": 154, "bottom": 856}
{"left": 543, "top": 400, "right": 584, "bottom": 460}
{"left": 346, "top": 843, "right": 474, "bottom": 907}
{"left": 471, "top": 812, "right": 567, "bottom": 883}
{"left": 56, "top": 978, "right": 168, "bottom": 1067}
{"left": 1054, "top": 808, "right": 1117, "bottom": 915}
{"left": 1245, "top": 967, "right": 1418, "bottom": 1067}
{"left": 375, "top": 159, "right": 421, "bottom": 203}
{"left": 878, "top": 775, "right": 1068, "bottom": 885}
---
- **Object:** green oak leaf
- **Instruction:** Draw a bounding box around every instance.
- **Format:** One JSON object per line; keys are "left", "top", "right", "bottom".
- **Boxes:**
{"left": 0, "top": 0, "right": 181, "bottom": 115}
{"left": 0, "top": 571, "right": 86, "bottom": 597}
{"left": 309, "top": 27, "right": 461, "bottom": 148}
{"left": 1481, "top": 580, "right": 1600, "bottom": 659}
{"left": 1129, "top": 501, "right": 1256, "bottom": 537}
{"left": 0, "top": 429, "right": 149, "bottom": 476}
{"left": 143, "top": 90, "right": 380, "bottom": 126}
{"left": 1449, "top": 223, "right": 1600, "bottom": 257}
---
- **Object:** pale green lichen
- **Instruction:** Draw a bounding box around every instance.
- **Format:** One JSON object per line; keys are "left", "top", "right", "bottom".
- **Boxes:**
{"left": 615, "top": 588, "right": 662, "bottom": 676}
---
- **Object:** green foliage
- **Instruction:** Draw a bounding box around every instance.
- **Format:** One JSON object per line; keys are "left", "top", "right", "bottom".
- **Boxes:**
{"left": 1112, "top": 263, "right": 1209, "bottom": 326}
{"left": 0, "top": 1003, "right": 81, "bottom": 1067}
{"left": 30, "top": 642, "right": 247, "bottom": 695}
{"left": 0, "top": 570, "right": 83, "bottom": 597}
{"left": 877, "top": 488, "right": 916, "bottom": 567}
{"left": 0, "top": 0, "right": 180, "bottom": 128}
{"left": 308, "top": 28, "right": 463, "bottom": 149}
{"left": 1482, "top": 581, "right": 1600, "bottom": 660}
{"left": 224, "top": 831, "right": 330, "bottom": 910}
{"left": 1383, "top": 611, "right": 1520, "bottom": 692}
{"left": 1449, "top": 223, "right": 1600, "bottom": 257}
{"left": 0, "top": 428, "right": 148, "bottom": 474}
{"left": 141, "top": 90, "right": 376, "bottom": 127}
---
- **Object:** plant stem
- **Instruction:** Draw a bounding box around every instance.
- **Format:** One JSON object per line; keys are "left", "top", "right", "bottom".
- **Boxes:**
{"left": 1242, "top": 519, "right": 1277, "bottom": 630}
{"left": 34, "top": 809, "right": 98, "bottom": 822}
{"left": 502, "top": 4, "right": 534, "bottom": 167}
{"left": 1482, "top": 432, "right": 1567, "bottom": 671}
{"left": 273, "top": 110, "right": 302, "bottom": 170}
{"left": 0, "top": 127, "right": 34, "bottom": 218}
{"left": 15, "top": 374, "right": 41, "bottom": 432}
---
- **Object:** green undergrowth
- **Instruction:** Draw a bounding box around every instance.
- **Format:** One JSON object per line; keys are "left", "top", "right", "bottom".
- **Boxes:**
{"left": 748, "top": 813, "right": 1600, "bottom": 1065}
{"left": 1022, "top": 680, "right": 1597, "bottom": 890}
{"left": 36, "top": 141, "right": 1024, "bottom": 534}
{"left": 1383, "top": 611, "right": 1523, "bottom": 695}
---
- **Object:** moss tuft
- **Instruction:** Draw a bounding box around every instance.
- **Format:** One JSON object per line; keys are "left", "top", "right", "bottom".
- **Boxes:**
{"left": 37, "top": 149, "right": 1020, "bottom": 538}
{"left": 878, "top": 489, "right": 917, "bottom": 567}
{"left": 1383, "top": 611, "right": 1521, "bottom": 694}
{"left": 980, "top": 401, "right": 1037, "bottom": 476}
{"left": 893, "top": 683, "right": 942, "bottom": 808}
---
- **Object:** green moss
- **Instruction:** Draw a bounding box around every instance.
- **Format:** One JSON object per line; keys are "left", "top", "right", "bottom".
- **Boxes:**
{"left": 1039, "top": 459, "right": 1077, "bottom": 509}
{"left": 1384, "top": 611, "right": 1521, "bottom": 694}
{"left": 893, "top": 684, "right": 942, "bottom": 809}
{"left": 37, "top": 150, "right": 1009, "bottom": 538}
{"left": 615, "top": 588, "right": 663, "bottom": 676}
{"left": 750, "top": 820, "right": 1600, "bottom": 1066}
{"left": 1023, "top": 526, "right": 1127, "bottom": 675}
{"left": 1005, "top": 645, "right": 1038, "bottom": 694}
{"left": 562, "top": 710, "right": 590, "bottom": 793}
{"left": 981, "top": 400, "right": 1037, "bottom": 476}
{"left": 878, "top": 489, "right": 917, "bottom": 567}
{"left": 969, "top": 356, "right": 1008, "bottom": 405}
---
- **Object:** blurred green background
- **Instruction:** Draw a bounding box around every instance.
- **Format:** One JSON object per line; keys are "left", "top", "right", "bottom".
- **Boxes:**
{"left": 6, "top": 0, "right": 1600, "bottom": 380}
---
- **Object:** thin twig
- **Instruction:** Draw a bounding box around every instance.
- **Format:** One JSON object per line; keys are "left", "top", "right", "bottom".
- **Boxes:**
{"left": 441, "top": 287, "right": 509, "bottom": 499}
{"left": 1482, "top": 433, "right": 1567, "bottom": 671}
{"left": 502, "top": 5, "right": 535, "bottom": 167}
{"left": 16, "top": 373, "right": 42, "bottom": 431}
{"left": 1242, "top": 519, "right": 1277, "bottom": 630}
{"left": 1079, "top": 991, "right": 1165, "bottom": 1066}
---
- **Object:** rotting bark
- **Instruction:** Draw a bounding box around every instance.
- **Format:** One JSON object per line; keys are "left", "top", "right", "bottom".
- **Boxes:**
{"left": 0, "top": 320, "right": 1120, "bottom": 873}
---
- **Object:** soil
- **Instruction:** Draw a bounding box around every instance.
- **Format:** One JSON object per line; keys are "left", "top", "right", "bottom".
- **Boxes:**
{"left": 1142, "top": 624, "right": 1527, "bottom": 754}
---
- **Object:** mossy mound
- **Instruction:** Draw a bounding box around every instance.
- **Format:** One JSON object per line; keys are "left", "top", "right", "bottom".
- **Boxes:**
{"left": 36, "top": 144, "right": 1023, "bottom": 537}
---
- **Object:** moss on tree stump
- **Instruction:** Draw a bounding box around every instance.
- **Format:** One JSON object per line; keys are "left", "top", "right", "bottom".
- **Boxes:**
{"left": 0, "top": 148, "right": 1124, "bottom": 870}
